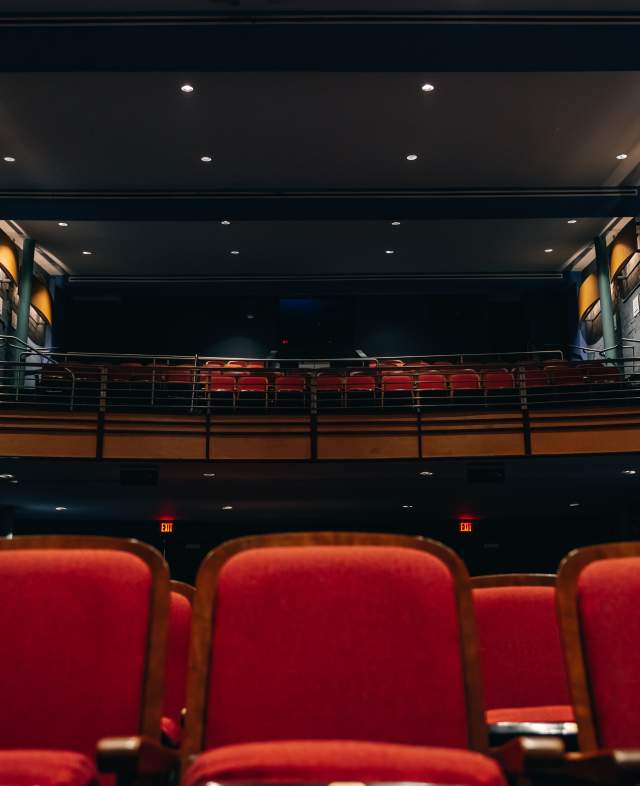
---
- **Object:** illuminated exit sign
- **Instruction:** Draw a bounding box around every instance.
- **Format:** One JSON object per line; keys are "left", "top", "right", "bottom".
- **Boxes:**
{"left": 459, "top": 520, "right": 473, "bottom": 534}
{"left": 160, "top": 521, "right": 174, "bottom": 534}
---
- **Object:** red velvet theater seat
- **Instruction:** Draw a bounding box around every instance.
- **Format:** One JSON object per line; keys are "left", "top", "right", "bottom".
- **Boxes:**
{"left": 181, "top": 532, "right": 506, "bottom": 786}
{"left": 558, "top": 543, "right": 640, "bottom": 751}
{"left": 471, "top": 575, "right": 574, "bottom": 736}
{"left": 162, "top": 581, "right": 195, "bottom": 748}
{"left": 0, "top": 536, "right": 169, "bottom": 786}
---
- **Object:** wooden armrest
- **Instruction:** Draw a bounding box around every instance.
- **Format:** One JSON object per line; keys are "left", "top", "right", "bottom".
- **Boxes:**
{"left": 96, "top": 735, "right": 180, "bottom": 777}
{"left": 491, "top": 735, "right": 566, "bottom": 776}
{"left": 558, "top": 750, "right": 640, "bottom": 785}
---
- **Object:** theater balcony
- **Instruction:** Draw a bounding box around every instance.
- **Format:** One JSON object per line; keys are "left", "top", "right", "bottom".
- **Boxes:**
{"left": 2, "top": 343, "right": 639, "bottom": 463}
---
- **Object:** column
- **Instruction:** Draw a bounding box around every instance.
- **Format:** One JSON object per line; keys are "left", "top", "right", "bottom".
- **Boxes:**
{"left": 14, "top": 238, "right": 35, "bottom": 357}
{"left": 594, "top": 234, "right": 617, "bottom": 360}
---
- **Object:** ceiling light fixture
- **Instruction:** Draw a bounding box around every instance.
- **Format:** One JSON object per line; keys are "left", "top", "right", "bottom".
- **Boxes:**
{"left": 3, "top": 156, "right": 15, "bottom": 163}
{"left": 402, "top": 504, "right": 414, "bottom": 509}
{"left": 569, "top": 502, "right": 581, "bottom": 508}
{"left": 406, "top": 154, "right": 418, "bottom": 161}
{"left": 55, "top": 506, "right": 67, "bottom": 511}
{"left": 421, "top": 83, "right": 435, "bottom": 93}
{"left": 221, "top": 220, "right": 231, "bottom": 225}
{"left": 200, "top": 155, "right": 213, "bottom": 163}
{"left": 385, "top": 250, "right": 395, "bottom": 255}
{"left": 544, "top": 248, "right": 554, "bottom": 253}
{"left": 622, "top": 469, "right": 637, "bottom": 475}
{"left": 203, "top": 473, "right": 216, "bottom": 478}
{"left": 230, "top": 250, "right": 240, "bottom": 255}
{"left": 222, "top": 505, "right": 233, "bottom": 511}
{"left": 419, "top": 471, "right": 434, "bottom": 476}
{"left": 10, "top": 480, "right": 18, "bottom": 485}
{"left": 82, "top": 250, "right": 92, "bottom": 256}
{"left": 567, "top": 219, "right": 577, "bottom": 224}
{"left": 247, "top": 314, "right": 255, "bottom": 319}
{"left": 180, "top": 83, "right": 194, "bottom": 93}
{"left": 0, "top": 474, "right": 14, "bottom": 480}
{"left": 58, "top": 222, "right": 68, "bottom": 227}
{"left": 391, "top": 221, "right": 401, "bottom": 226}
{"left": 617, "top": 153, "right": 628, "bottom": 160}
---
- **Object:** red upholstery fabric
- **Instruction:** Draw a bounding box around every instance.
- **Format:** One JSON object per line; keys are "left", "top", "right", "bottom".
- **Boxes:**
{"left": 163, "top": 591, "right": 192, "bottom": 730}
{"left": 183, "top": 740, "right": 506, "bottom": 786}
{"left": 205, "top": 546, "right": 469, "bottom": 749}
{"left": 577, "top": 557, "right": 640, "bottom": 748}
{"left": 0, "top": 549, "right": 151, "bottom": 755}
{"left": 483, "top": 372, "right": 515, "bottom": 390}
{"left": 276, "top": 376, "right": 306, "bottom": 392}
{"left": 417, "top": 372, "right": 447, "bottom": 390}
{"left": 473, "top": 586, "right": 571, "bottom": 713}
{"left": 382, "top": 375, "right": 413, "bottom": 392}
{"left": 161, "top": 716, "right": 182, "bottom": 748}
{"left": 317, "top": 375, "right": 343, "bottom": 391}
{"left": 515, "top": 368, "right": 548, "bottom": 388}
{"left": 346, "top": 375, "right": 375, "bottom": 392}
{"left": 166, "top": 365, "right": 195, "bottom": 384}
{"left": 450, "top": 372, "right": 480, "bottom": 391}
{"left": 208, "top": 375, "right": 235, "bottom": 392}
{"left": 487, "top": 705, "right": 574, "bottom": 724}
{"left": 238, "top": 376, "right": 268, "bottom": 392}
{"left": 0, "top": 751, "right": 98, "bottom": 786}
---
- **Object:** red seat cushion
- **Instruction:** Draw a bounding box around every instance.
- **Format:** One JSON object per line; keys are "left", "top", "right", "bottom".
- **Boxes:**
{"left": 487, "top": 705, "right": 575, "bottom": 724}
{"left": 183, "top": 741, "right": 506, "bottom": 786}
{"left": 0, "top": 751, "right": 98, "bottom": 786}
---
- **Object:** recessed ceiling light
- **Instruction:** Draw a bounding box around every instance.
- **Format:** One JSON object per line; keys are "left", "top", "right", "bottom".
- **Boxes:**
{"left": 82, "top": 250, "right": 92, "bottom": 256}
{"left": 385, "top": 250, "right": 395, "bottom": 255}
{"left": 0, "top": 474, "right": 14, "bottom": 479}
{"left": 567, "top": 219, "right": 577, "bottom": 224}
{"left": 247, "top": 314, "right": 255, "bottom": 319}
{"left": 203, "top": 473, "right": 215, "bottom": 478}
{"left": 55, "top": 506, "right": 67, "bottom": 511}
{"left": 3, "top": 156, "right": 15, "bottom": 163}
{"left": 406, "top": 154, "right": 418, "bottom": 161}
{"left": 9, "top": 480, "right": 18, "bottom": 485}
{"left": 569, "top": 502, "right": 581, "bottom": 508}
{"left": 391, "top": 221, "right": 401, "bottom": 226}
{"left": 58, "top": 222, "right": 68, "bottom": 227}
{"left": 222, "top": 505, "right": 233, "bottom": 510}
{"left": 221, "top": 220, "right": 231, "bottom": 225}
{"left": 421, "top": 83, "right": 435, "bottom": 93}
{"left": 200, "top": 156, "right": 213, "bottom": 163}
{"left": 180, "top": 83, "right": 194, "bottom": 93}
{"left": 617, "top": 153, "right": 628, "bottom": 160}
{"left": 622, "top": 469, "right": 637, "bottom": 475}
{"left": 544, "top": 248, "right": 554, "bottom": 253}
{"left": 230, "top": 250, "right": 240, "bottom": 255}
{"left": 402, "top": 504, "right": 414, "bottom": 509}
{"left": 419, "top": 470, "right": 434, "bottom": 476}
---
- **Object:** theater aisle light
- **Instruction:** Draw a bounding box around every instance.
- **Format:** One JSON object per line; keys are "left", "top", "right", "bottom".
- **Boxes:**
{"left": 180, "top": 83, "right": 194, "bottom": 93}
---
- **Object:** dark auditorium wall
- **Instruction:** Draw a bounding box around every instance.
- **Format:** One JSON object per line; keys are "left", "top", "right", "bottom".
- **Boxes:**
{"left": 55, "top": 279, "right": 575, "bottom": 358}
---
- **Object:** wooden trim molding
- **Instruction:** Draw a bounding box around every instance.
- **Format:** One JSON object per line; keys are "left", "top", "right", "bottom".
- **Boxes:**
{"left": 557, "top": 541, "right": 640, "bottom": 753}
{"left": 182, "top": 531, "right": 489, "bottom": 763}
{"left": 0, "top": 535, "right": 170, "bottom": 740}
{"left": 471, "top": 573, "right": 556, "bottom": 589}
{"left": 170, "top": 579, "right": 195, "bottom": 604}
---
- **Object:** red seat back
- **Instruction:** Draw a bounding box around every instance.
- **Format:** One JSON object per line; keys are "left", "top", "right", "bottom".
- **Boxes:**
{"left": 483, "top": 372, "right": 515, "bottom": 390}
{"left": 166, "top": 365, "right": 196, "bottom": 385}
{"left": 276, "top": 376, "right": 306, "bottom": 392}
{"left": 558, "top": 545, "right": 640, "bottom": 750}
{"left": 346, "top": 375, "right": 376, "bottom": 391}
{"left": 450, "top": 372, "right": 480, "bottom": 391}
{"left": 472, "top": 577, "right": 571, "bottom": 713}
{"left": 186, "top": 534, "right": 484, "bottom": 757}
{"left": 417, "top": 373, "right": 447, "bottom": 390}
{"left": 163, "top": 582, "right": 194, "bottom": 730}
{"left": 238, "top": 376, "right": 268, "bottom": 392}
{"left": 208, "top": 375, "right": 235, "bottom": 392}
{"left": 545, "top": 366, "right": 586, "bottom": 385}
{"left": 317, "top": 375, "right": 344, "bottom": 391}
{"left": 0, "top": 537, "right": 168, "bottom": 757}
{"left": 514, "top": 367, "right": 548, "bottom": 388}
{"left": 382, "top": 375, "right": 413, "bottom": 391}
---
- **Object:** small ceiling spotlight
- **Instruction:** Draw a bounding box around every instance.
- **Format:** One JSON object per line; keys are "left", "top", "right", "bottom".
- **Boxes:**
{"left": 421, "top": 83, "right": 436, "bottom": 93}
{"left": 200, "top": 155, "right": 213, "bottom": 163}
{"left": 385, "top": 250, "right": 395, "bottom": 255}
{"left": 222, "top": 505, "right": 233, "bottom": 511}
{"left": 402, "top": 504, "right": 414, "bottom": 509}
{"left": 567, "top": 219, "right": 577, "bottom": 224}
{"left": 406, "top": 154, "right": 418, "bottom": 161}
{"left": 617, "top": 153, "right": 629, "bottom": 160}
{"left": 569, "top": 502, "right": 581, "bottom": 508}
{"left": 0, "top": 474, "right": 14, "bottom": 480}
{"left": 202, "top": 473, "right": 216, "bottom": 478}
{"left": 544, "top": 248, "right": 554, "bottom": 253}
{"left": 391, "top": 221, "right": 401, "bottom": 226}
{"left": 622, "top": 469, "right": 637, "bottom": 476}
{"left": 82, "top": 250, "right": 92, "bottom": 256}
{"left": 419, "top": 470, "right": 434, "bottom": 476}
{"left": 55, "top": 506, "right": 67, "bottom": 512}
{"left": 3, "top": 156, "right": 15, "bottom": 163}
{"left": 221, "top": 220, "right": 231, "bottom": 225}
{"left": 246, "top": 314, "right": 255, "bottom": 319}
{"left": 58, "top": 222, "right": 69, "bottom": 227}
{"left": 230, "top": 250, "right": 240, "bottom": 255}
{"left": 180, "top": 83, "right": 194, "bottom": 93}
